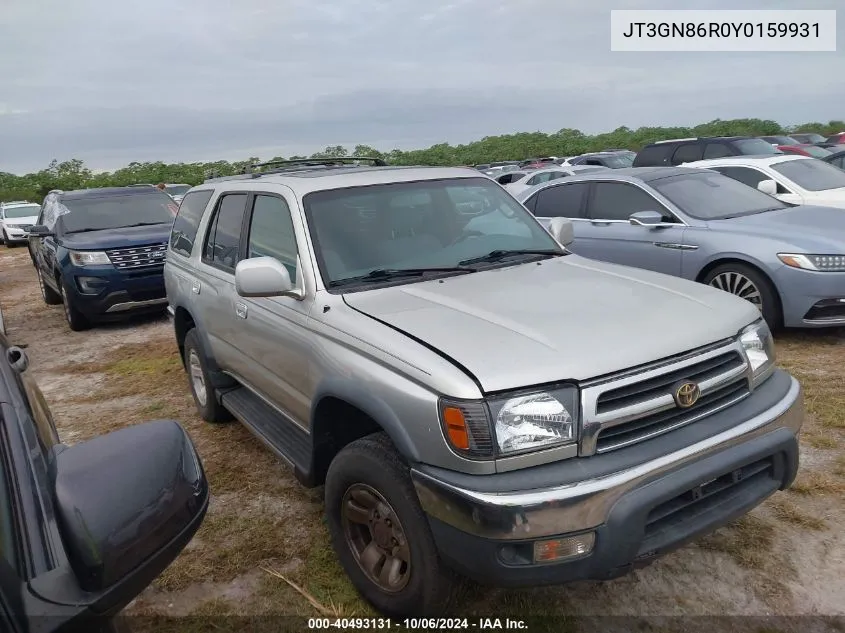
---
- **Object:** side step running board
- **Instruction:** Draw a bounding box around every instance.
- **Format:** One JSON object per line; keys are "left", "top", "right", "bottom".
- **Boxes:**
{"left": 220, "top": 387, "right": 312, "bottom": 482}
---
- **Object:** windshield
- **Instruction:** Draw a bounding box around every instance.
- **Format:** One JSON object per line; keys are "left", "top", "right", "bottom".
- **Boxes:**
{"left": 801, "top": 133, "right": 826, "bottom": 144}
{"left": 57, "top": 192, "right": 177, "bottom": 234}
{"left": 734, "top": 139, "right": 780, "bottom": 155}
{"left": 165, "top": 185, "right": 190, "bottom": 196}
{"left": 3, "top": 204, "right": 40, "bottom": 219}
{"left": 303, "top": 177, "right": 561, "bottom": 289}
{"left": 772, "top": 158, "right": 845, "bottom": 191}
{"left": 651, "top": 171, "right": 788, "bottom": 220}
{"left": 765, "top": 136, "right": 799, "bottom": 146}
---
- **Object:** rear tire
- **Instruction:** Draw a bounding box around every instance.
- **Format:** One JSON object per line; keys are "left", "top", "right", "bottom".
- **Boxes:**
{"left": 702, "top": 263, "right": 782, "bottom": 329}
{"left": 183, "top": 328, "right": 233, "bottom": 423}
{"left": 37, "top": 268, "right": 62, "bottom": 305}
{"left": 59, "top": 278, "right": 90, "bottom": 331}
{"left": 325, "top": 432, "right": 455, "bottom": 618}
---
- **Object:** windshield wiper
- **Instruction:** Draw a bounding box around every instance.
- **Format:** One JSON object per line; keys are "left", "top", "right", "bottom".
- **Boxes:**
{"left": 121, "top": 222, "right": 171, "bottom": 228}
{"left": 458, "top": 249, "right": 563, "bottom": 267}
{"left": 329, "top": 267, "right": 475, "bottom": 287}
{"left": 63, "top": 227, "right": 106, "bottom": 234}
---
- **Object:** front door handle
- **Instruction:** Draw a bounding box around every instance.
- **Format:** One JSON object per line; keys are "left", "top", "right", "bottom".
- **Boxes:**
{"left": 235, "top": 302, "right": 247, "bottom": 319}
{"left": 191, "top": 281, "right": 201, "bottom": 295}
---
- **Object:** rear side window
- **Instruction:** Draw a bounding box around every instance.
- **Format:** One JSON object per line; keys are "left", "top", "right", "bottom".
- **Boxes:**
{"left": 169, "top": 190, "right": 213, "bottom": 257}
{"left": 703, "top": 143, "right": 732, "bottom": 159}
{"left": 203, "top": 193, "right": 248, "bottom": 272}
{"left": 632, "top": 145, "right": 672, "bottom": 166}
{"left": 532, "top": 183, "right": 589, "bottom": 218}
{"left": 672, "top": 144, "right": 703, "bottom": 164}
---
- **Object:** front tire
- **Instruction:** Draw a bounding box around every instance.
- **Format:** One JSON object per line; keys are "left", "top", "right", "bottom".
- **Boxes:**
{"left": 325, "top": 433, "right": 455, "bottom": 618}
{"left": 703, "top": 263, "right": 782, "bottom": 329}
{"left": 59, "top": 278, "right": 90, "bottom": 331}
{"left": 183, "top": 328, "right": 233, "bottom": 423}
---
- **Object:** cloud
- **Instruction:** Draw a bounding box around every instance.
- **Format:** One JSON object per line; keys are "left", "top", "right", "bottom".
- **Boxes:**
{"left": 0, "top": 0, "right": 842, "bottom": 173}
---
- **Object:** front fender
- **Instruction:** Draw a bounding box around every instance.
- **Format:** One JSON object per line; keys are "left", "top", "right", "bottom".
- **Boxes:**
{"left": 310, "top": 376, "right": 421, "bottom": 463}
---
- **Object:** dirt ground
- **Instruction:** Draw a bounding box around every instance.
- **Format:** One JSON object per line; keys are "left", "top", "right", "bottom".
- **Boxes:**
{"left": 1, "top": 245, "right": 844, "bottom": 628}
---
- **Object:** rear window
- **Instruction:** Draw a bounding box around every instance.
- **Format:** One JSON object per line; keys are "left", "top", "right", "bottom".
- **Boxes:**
{"left": 57, "top": 192, "right": 177, "bottom": 234}
{"left": 772, "top": 159, "right": 845, "bottom": 192}
{"left": 170, "top": 189, "right": 214, "bottom": 257}
{"left": 633, "top": 145, "right": 673, "bottom": 166}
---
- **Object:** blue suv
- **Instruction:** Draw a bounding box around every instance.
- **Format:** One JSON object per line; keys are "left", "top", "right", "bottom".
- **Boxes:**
{"left": 28, "top": 186, "right": 178, "bottom": 331}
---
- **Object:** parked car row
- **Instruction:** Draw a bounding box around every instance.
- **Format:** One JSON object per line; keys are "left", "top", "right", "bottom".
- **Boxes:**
{"left": 7, "top": 151, "right": 822, "bottom": 620}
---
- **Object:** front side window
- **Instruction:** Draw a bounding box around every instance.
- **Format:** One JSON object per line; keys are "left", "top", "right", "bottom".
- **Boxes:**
{"left": 733, "top": 139, "right": 780, "bottom": 155}
{"left": 303, "top": 178, "right": 559, "bottom": 288}
{"left": 703, "top": 143, "right": 732, "bottom": 159}
{"left": 203, "top": 193, "right": 248, "bottom": 271}
{"left": 170, "top": 190, "right": 213, "bottom": 257}
{"left": 588, "top": 182, "right": 669, "bottom": 221}
{"left": 526, "top": 171, "right": 567, "bottom": 186}
{"left": 651, "top": 171, "right": 788, "bottom": 220}
{"left": 710, "top": 166, "right": 769, "bottom": 188}
{"left": 56, "top": 193, "right": 176, "bottom": 235}
{"left": 247, "top": 195, "right": 298, "bottom": 281}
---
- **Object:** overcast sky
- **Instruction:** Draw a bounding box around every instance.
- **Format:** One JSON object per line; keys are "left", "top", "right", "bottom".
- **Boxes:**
{"left": 0, "top": 0, "right": 842, "bottom": 174}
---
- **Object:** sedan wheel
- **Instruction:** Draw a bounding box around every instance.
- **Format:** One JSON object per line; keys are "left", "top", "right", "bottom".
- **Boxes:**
{"left": 708, "top": 271, "right": 763, "bottom": 312}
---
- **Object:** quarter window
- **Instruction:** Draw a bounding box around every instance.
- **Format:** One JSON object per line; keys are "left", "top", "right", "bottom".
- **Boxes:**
{"left": 247, "top": 195, "right": 299, "bottom": 282}
{"left": 203, "top": 193, "right": 248, "bottom": 271}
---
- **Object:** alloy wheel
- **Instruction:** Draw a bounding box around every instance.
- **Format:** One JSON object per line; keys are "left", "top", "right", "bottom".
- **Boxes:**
{"left": 341, "top": 483, "right": 411, "bottom": 593}
{"left": 709, "top": 271, "right": 763, "bottom": 312}
{"left": 188, "top": 349, "right": 208, "bottom": 407}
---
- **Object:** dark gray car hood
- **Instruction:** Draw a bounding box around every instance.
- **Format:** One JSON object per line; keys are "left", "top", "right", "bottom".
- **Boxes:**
{"left": 343, "top": 255, "right": 759, "bottom": 392}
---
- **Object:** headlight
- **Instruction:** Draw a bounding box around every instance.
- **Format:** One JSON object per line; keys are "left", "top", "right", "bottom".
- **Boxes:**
{"left": 778, "top": 253, "right": 845, "bottom": 272}
{"left": 439, "top": 385, "right": 580, "bottom": 460}
{"left": 69, "top": 250, "right": 111, "bottom": 266}
{"left": 739, "top": 320, "right": 776, "bottom": 387}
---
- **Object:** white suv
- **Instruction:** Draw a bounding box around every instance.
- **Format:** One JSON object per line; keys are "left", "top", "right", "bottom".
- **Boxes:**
{"left": 0, "top": 201, "right": 41, "bottom": 245}
{"left": 686, "top": 155, "right": 845, "bottom": 209}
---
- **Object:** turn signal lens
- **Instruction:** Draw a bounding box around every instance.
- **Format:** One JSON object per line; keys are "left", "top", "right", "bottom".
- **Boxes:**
{"left": 442, "top": 406, "right": 469, "bottom": 450}
{"left": 533, "top": 532, "right": 595, "bottom": 563}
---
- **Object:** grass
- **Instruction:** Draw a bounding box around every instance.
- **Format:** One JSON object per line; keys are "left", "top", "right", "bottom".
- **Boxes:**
{"left": 788, "top": 471, "right": 845, "bottom": 497}
{"left": 768, "top": 498, "right": 827, "bottom": 531}
{"left": 697, "top": 514, "right": 777, "bottom": 570}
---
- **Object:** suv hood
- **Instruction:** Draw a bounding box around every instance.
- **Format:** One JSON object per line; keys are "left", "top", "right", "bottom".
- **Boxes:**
{"left": 343, "top": 255, "right": 759, "bottom": 393}
{"left": 710, "top": 205, "right": 845, "bottom": 249}
{"left": 59, "top": 223, "right": 173, "bottom": 250}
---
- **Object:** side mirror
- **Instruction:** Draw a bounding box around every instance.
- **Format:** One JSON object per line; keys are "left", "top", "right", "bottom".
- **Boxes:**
{"left": 548, "top": 217, "right": 574, "bottom": 246}
{"left": 629, "top": 210, "right": 665, "bottom": 226}
{"left": 757, "top": 179, "right": 778, "bottom": 195}
{"left": 40, "top": 420, "right": 208, "bottom": 612}
{"left": 29, "top": 225, "right": 53, "bottom": 237}
{"left": 235, "top": 256, "right": 301, "bottom": 299}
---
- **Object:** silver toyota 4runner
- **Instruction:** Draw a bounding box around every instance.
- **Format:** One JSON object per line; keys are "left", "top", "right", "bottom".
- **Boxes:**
{"left": 164, "top": 158, "right": 803, "bottom": 617}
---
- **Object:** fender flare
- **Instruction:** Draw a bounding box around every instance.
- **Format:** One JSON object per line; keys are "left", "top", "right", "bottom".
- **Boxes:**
{"left": 310, "top": 377, "right": 421, "bottom": 463}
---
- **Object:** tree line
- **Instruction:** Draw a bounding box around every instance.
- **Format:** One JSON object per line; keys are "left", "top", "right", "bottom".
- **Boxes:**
{"left": 2, "top": 117, "right": 843, "bottom": 204}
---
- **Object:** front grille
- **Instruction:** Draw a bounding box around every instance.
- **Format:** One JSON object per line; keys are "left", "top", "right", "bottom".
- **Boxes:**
{"left": 583, "top": 345, "right": 751, "bottom": 455}
{"left": 637, "top": 457, "right": 774, "bottom": 558}
{"left": 106, "top": 243, "right": 167, "bottom": 270}
{"left": 596, "top": 379, "right": 749, "bottom": 452}
{"left": 596, "top": 352, "right": 745, "bottom": 414}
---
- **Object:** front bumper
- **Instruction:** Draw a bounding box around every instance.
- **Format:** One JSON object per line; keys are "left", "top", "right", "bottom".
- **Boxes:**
{"left": 412, "top": 369, "right": 802, "bottom": 586}
{"left": 773, "top": 265, "right": 845, "bottom": 328}
{"left": 64, "top": 266, "right": 168, "bottom": 319}
{"left": 3, "top": 229, "right": 30, "bottom": 243}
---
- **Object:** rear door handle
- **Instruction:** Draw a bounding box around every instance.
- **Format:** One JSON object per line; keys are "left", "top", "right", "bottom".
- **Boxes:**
{"left": 235, "top": 302, "right": 247, "bottom": 319}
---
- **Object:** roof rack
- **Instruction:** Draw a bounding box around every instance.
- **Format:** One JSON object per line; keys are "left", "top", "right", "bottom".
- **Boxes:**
{"left": 654, "top": 137, "right": 698, "bottom": 144}
{"left": 204, "top": 156, "right": 388, "bottom": 183}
